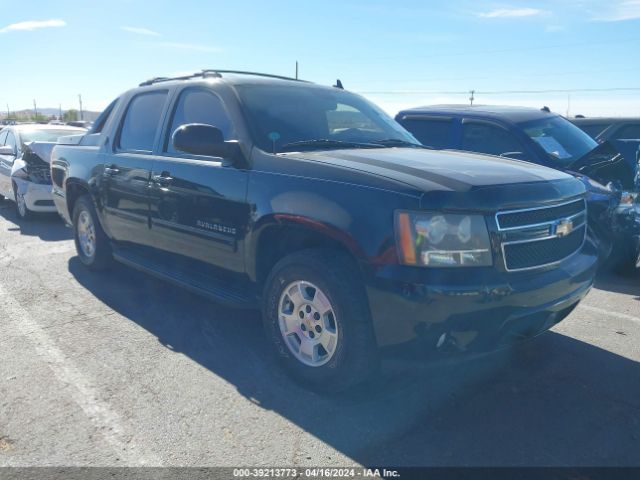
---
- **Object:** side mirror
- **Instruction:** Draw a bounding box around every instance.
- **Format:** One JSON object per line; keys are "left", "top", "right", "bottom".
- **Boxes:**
{"left": 173, "top": 123, "right": 234, "bottom": 158}
{"left": 0, "top": 145, "right": 15, "bottom": 156}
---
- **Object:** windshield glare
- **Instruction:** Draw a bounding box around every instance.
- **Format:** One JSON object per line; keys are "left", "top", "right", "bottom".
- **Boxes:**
{"left": 519, "top": 116, "right": 597, "bottom": 165}
{"left": 236, "top": 85, "right": 419, "bottom": 152}
{"left": 20, "top": 128, "right": 86, "bottom": 146}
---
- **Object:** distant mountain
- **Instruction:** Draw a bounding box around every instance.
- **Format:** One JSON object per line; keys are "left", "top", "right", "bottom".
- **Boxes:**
{"left": 1, "top": 108, "right": 101, "bottom": 122}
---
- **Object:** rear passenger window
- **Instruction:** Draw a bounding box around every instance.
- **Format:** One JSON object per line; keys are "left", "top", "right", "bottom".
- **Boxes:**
{"left": 0, "top": 131, "right": 7, "bottom": 145}
{"left": 118, "top": 91, "right": 168, "bottom": 153}
{"left": 462, "top": 122, "right": 525, "bottom": 157}
{"left": 616, "top": 124, "right": 640, "bottom": 140}
{"left": 166, "top": 89, "right": 233, "bottom": 153}
{"left": 400, "top": 118, "right": 452, "bottom": 149}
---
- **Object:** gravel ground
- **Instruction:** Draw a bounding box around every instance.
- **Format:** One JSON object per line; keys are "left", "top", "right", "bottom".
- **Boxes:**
{"left": 0, "top": 201, "right": 638, "bottom": 468}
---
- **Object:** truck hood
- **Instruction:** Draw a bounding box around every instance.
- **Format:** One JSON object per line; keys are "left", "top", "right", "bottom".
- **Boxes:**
{"left": 300, "top": 148, "right": 583, "bottom": 212}
{"left": 303, "top": 147, "right": 570, "bottom": 191}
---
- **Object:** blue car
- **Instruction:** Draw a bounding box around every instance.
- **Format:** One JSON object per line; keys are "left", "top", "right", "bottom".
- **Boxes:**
{"left": 396, "top": 105, "right": 640, "bottom": 271}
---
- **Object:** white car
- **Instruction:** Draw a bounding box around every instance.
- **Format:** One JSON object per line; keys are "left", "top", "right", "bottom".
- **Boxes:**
{"left": 0, "top": 124, "right": 86, "bottom": 219}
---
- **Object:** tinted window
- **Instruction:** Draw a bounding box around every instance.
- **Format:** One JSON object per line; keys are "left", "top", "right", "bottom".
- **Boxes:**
{"left": 166, "top": 89, "right": 233, "bottom": 153}
{"left": 236, "top": 85, "right": 418, "bottom": 152}
{"left": 91, "top": 98, "right": 119, "bottom": 134}
{"left": 579, "top": 124, "right": 610, "bottom": 139}
{"left": 616, "top": 124, "right": 640, "bottom": 140}
{"left": 118, "top": 91, "right": 168, "bottom": 152}
{"left": 519, "top": 116, "right": 597, "bottom": 165}
{"left": 461, "top": 122, "right": 524, "bottom": 157}
{"left": 5, "top": 131, "right": 17, "bottom": 152}
{"left": 326, "top": 104, "right": 383, "bottom": 134}
{"left": 400, "top": 118, "right": 452, "bottom": 149}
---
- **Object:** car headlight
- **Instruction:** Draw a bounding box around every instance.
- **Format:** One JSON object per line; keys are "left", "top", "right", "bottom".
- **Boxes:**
{"left": 395, "top": 211, "right": 492, "bottom": 267}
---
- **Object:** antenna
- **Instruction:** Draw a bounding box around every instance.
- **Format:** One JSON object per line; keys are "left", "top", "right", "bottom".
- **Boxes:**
{"left": 469, "top": 90, "right": 475, "bottom": 106}
{"left": 334, "top": 79, "right": 344, "bottom": 89}
{"left": 295, "top": 61, "right": 298, "bottom": 80}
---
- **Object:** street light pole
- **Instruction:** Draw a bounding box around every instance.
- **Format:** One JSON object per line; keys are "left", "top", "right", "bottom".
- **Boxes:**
{"left": 78, "top": 94, "right": 83, "bottom": 121}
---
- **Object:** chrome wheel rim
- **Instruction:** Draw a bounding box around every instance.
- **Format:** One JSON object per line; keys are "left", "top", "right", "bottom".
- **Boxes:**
{"left": 278, "top": 281, "right": 339, "bottom": 367}
{"left": 16, "top": 192, "right": 27, "bottom": 217}
{"left": 77, "top": 210, "right": 96, "bottom": 259}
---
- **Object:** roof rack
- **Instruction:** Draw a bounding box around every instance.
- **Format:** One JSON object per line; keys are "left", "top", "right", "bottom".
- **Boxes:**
{"left": 139, "top": 69, "right": 306, "bottom": 87}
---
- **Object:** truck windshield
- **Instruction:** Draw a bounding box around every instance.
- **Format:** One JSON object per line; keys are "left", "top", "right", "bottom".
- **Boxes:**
{"left": 519, "top": 116, "right": 598, "bottom": 165}
{"left": 236, "top": 84, "right": 420, "bottom": 153}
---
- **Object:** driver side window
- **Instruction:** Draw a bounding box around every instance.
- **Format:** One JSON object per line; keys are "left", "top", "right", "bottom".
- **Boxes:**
{"left": 462, "top": 122, "right": 527, "bottom": 158}
{"left": 165, "top": 88, "right": 234, "bottom": 154}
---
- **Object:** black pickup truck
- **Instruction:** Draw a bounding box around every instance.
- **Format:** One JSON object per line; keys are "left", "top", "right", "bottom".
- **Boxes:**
{"left": 51, "top": 70, "right": 598, "bottom": 391}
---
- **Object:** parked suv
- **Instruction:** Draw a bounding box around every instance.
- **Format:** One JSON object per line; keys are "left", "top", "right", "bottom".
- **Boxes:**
{"left": 396, "top": 105, "right": 640, "bottom": 271}
{"left": 571, "top": 117, "right": 640, "bottom": 144}
{"left": 51, "top": 71, "right": 597, "bottom": 391}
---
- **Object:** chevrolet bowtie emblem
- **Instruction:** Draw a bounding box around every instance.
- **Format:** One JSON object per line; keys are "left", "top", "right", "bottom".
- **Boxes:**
{"left": 555, "top": 219, "right": 574, "bottom": 237}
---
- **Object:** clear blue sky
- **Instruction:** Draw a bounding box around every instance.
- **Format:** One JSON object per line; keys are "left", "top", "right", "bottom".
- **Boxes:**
{"left": 1, "top": 0, "right": 638, "bottom": 117}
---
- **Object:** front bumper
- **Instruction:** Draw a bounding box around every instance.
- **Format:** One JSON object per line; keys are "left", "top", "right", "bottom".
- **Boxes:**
{"left": 364, "top": 240, "right": 598, "bottom": 351}
{"left": 12, "top": 178, "right": 56, "bottom": 212}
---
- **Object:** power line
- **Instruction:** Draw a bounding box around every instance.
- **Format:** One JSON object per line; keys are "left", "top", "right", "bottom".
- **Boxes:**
{"left": 358, "top": 87, "right": 640, "bottom": 95}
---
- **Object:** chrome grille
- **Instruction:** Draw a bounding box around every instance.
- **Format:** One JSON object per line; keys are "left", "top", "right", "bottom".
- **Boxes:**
{"left": 496, "top": 199, "right": 587, "bottom": 272}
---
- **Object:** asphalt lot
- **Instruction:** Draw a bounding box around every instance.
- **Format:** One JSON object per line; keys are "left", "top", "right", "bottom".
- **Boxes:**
{"left": 0, "top": 201, "right": 639, "bottom": 468}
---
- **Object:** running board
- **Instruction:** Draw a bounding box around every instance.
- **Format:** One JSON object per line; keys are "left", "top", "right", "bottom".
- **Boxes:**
{"left": 112, "top": 250, "right": 258, "bottom": 309}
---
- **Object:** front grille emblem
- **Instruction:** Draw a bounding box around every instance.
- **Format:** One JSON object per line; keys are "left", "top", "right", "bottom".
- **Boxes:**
{"left": 555, "top": 219, "right": 574, "bottom": 238}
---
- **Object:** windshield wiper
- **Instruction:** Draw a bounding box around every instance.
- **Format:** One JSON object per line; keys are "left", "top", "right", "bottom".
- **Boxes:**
{"left": 279, "top": 139, "right": 382, "bottom": 152}
{"left": 370, "top": 139, "right": 430, "bottom": 149}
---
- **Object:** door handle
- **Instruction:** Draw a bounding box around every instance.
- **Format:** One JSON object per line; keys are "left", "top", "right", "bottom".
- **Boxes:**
{"left": 104, "top": 165, "right": 120, "bottom": 175}
{"left": 152, "top": 171, "right": 173, "bottom": 186}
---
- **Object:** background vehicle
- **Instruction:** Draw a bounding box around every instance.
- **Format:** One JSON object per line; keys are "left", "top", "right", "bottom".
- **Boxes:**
{"left": 51, "top": 71, "right": 597, "bottom": 391}
{"left": 396, "top": 105, "right": 640, "bottom": 271}
{"left": 571, "top": 117, "right": 640, "bottom": 143}
{"left": 0, "top": 124, "right": 86, "bottom": 219}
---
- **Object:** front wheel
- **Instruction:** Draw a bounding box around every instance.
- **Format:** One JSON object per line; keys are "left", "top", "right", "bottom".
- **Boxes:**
{"left": 72, "top": 195, "right": 112, "bottom": 270}
{"left": 14, "top": 188, "right": 32, "bottom": 220}
{"left": 262, "top": 249, "right": 379, "bottom": 392}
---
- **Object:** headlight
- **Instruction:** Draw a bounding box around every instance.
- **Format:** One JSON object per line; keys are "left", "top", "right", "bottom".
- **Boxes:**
{"left": 395, "top": 211, "right": 492, "bottom": 267}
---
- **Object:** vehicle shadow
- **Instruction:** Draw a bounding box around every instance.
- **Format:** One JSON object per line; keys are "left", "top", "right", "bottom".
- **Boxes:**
{"left": 68, "top": 258, "right": 640, "bottom": 467}
{"left": 0, "top": 200, "right": 72, "bottom": 242}
{"left": 594, "top": 269, "right": 640, "bottom": 299}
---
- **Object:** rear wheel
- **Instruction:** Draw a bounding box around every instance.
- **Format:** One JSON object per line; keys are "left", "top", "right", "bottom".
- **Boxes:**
{"left": 262, "top": 249, "right": 379, "bottom": 392}
{"left": 72, "top": 195, "right": 112, "bottom": 270}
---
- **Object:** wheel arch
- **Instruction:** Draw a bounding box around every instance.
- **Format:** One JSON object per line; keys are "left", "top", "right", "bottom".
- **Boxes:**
{"left": 249, "top": 215, "right": 366, "bottom": 288}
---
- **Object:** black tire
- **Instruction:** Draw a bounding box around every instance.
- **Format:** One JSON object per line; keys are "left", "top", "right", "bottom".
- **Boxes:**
{"left": 610, "top": 239, "right": 638, "bottom": 276}
{"left": 72, "top": 195, "right": 112, "bottom": 270}
{"left": 13, "top": 186, "right": 32, "bottom": 220}
{"left": 262, "top": 248, "right": 379, "bottom": 392}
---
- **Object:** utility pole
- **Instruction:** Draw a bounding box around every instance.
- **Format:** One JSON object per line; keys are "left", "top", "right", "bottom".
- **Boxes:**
{"left": 566, "top": 93, "right": 571, "bottom": 118}
{"left": 59, "top": 104, "right": 63, "bottom": 121}
{"left": 78, "top": 94, "right": 84, "bottom": 120}
{"left": 295, "top": 61, "right": 298, "bottom": 80}
{"left": 469, "top": 90, "right": 475, "bottom": 106}
{"left": 33, "top": 99, "right": 38, "bottom": 121}
{"left": 6, "top": 104, "right": 9, "bottom": 118}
